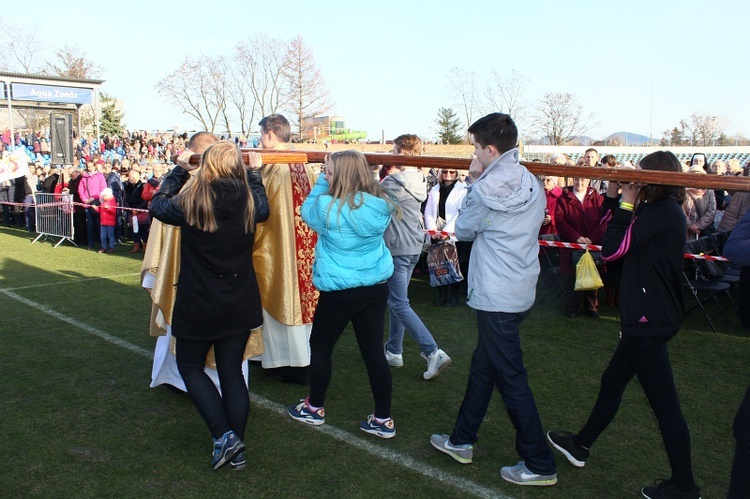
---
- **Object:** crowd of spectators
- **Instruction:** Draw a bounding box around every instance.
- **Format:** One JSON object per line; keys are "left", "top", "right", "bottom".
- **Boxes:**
{"left": 0, "top": 129, "right": 192, "bottom": 249}
{"left": 1, "top": 128, "right": 195, "bottom": 167}
{"left": 533, "top": 148, "right": 750, "bottom": 318}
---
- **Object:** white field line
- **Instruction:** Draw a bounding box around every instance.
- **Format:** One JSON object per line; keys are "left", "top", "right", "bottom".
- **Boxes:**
{"left": 0, "top": 287, "right": 513, "bottom": 499}
{"left": 2, "top": 272, "right": 141, "bottom": 291}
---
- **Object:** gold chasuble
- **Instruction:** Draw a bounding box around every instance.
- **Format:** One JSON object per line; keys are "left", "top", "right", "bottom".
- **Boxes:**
{"left": 252, "top": 163, "right": 319, "bottom": 326}
{"left": 141, "top": 219, "right": 180, "bottom": 336}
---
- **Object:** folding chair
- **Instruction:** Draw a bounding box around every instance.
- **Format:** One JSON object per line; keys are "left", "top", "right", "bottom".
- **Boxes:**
{"left": 683, "top": 240, "right": 734, "bottom": 333}
{"left": 697, "top": 236, "right": 741, "bottom": 286}
{"left": 536, "top": 234, "right": 565, "bottom": 304}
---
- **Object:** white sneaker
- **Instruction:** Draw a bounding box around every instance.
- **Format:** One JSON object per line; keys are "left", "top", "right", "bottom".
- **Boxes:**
{"left": 384, "top": 346, "right": 403, "bottom": 367}
{"left": 422, "top": 349, "right": 451, "bottom": 380}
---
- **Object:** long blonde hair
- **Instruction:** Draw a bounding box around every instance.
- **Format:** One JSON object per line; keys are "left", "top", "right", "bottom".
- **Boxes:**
{"left": 327, "top": 150, "right": 399, "bottom": 222}
{"left": 178, "top": 141, "right": 255, "bottom": 233}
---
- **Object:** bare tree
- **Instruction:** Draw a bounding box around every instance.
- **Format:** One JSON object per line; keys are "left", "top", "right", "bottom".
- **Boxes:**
{"left": 156, "top": 56, "right": 227, "bottom": 134}
{"left": 209, "top": 56, "right": 232, "bottom": 137}
{"left": 484, "top": 68, "right": 528, "bottom": 127}
{"left": 446, "top": 67, "right": 479, "bottom": 134}
{"left": 0, "top": 17, "right": 48, "bottom": 132}
{"left": 0, "top": 17, "right": 45, "bottom": 73}
{"left": 283, "top": 35, "right": 332, "bottom": 138}
{"left": 679, "top": 113, "right": 729, "bottom": 146}
{"left": 233, "top": 33, "right": 292, "bottom": 134}
{"left": 47, "top": 45, "right": 102, "bottom": 79}
{"left": 533, "top": 92, "right": 595, "bottom": 145}
{"left": 224, "top": 64, "right": 252, "bottom": 136}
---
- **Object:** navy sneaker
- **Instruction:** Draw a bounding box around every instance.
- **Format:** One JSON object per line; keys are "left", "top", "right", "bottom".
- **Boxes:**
{"left": 288, "top": 398, "right": 325, "bottom": 426}
{"left": 359, "top": 414, "right": 396, "bottom": 439}
{"left": 229, "top": 451, "right": 246, "bottom": 471}
{"left": 212, "top": 430, "right": 245, "bottom": 470}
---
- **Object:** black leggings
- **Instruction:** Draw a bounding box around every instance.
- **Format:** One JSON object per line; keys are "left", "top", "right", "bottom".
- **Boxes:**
{"left": 176, "top": 332, "right": 250, "bottom": 440}
{"left": 576, "top": 336, "right": 695, "bottom": 490}
{"left": 308, "top": 283, "right": 392, "bottom": 419}
{"left": 729, "top": 383, "right": 750, "bottom": 498}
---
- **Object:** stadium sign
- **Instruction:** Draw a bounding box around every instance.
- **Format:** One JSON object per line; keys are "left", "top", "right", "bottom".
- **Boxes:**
{"left": 11, "top": 83, "right": 93, "bottom": 105}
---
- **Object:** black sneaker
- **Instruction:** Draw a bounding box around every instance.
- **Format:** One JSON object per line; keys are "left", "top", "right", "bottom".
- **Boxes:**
{"left": 547, "top": 431, "right": 589, "bottom": 468}
{"left": 641, "top": 479, "right": 701, "bottom": 499}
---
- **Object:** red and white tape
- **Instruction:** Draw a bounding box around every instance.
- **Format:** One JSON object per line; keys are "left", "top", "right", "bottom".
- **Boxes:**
{"left": 0, "top": 200, "right": 148, "bottom": 213}
{"left": 425, "top": 229, "right": 730, "bottom": 263}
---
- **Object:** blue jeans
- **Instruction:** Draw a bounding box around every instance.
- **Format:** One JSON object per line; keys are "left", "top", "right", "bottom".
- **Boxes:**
{"left": 385, "top": 254, "right": 438, "bottom": 355}
{"left": 100, "top": 225, "right": 115, "bottom": 250}
{"left": 450, "top": 309, "right": 556, "bottom": 475}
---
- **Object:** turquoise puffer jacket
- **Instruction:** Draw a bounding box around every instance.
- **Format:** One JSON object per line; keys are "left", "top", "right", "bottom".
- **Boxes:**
{"left": 302, "top": 176, "right": 394, "bottom": 291}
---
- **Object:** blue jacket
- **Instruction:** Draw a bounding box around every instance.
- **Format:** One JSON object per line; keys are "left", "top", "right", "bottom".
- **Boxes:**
{"left": 724, "top": 209, "right": 750, "bottom": 266}
{"left": 302, "top": 175, "right": 394, "bottom": 291}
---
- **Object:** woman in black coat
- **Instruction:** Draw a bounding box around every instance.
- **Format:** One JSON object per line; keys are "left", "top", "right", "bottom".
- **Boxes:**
{"left": 150, "top": 141, "right": 269, "bottom": 470}
{"left": 547, "top": 151, "right": 700, "bottom": 499}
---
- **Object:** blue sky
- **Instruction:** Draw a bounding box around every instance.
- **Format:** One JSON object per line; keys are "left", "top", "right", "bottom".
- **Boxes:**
{"left": 7, "top": 0, "right": 748, "bottom": 141}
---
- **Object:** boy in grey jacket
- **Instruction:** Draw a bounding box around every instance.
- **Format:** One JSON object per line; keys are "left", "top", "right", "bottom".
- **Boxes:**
{"left": 430, "top": 114, "right": 556, "bottom": 486}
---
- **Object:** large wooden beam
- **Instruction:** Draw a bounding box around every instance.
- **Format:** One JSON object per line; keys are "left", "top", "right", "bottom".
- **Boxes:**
{"left": 180, "top": 149, "right": 750, "bottom": 192}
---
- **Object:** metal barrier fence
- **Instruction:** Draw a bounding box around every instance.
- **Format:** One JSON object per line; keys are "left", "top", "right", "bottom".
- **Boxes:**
{"left": 32, "top": 192, "right": 76, "bottom": 247}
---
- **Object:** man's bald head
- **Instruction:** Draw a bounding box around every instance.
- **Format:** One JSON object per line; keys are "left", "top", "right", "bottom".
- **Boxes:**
{"left": 188, "top": 132, "right": 218, "bottom": 154}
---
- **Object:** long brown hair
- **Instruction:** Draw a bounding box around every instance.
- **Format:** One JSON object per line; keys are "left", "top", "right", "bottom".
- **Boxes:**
{"left": 638, "top": 151, "right": 685, "bottom": 204}
{"left": 178, "top": 141, "right": 256, "bottom": 232}
{"left": 326, "top": 150, "right": 399, "bottom": 222}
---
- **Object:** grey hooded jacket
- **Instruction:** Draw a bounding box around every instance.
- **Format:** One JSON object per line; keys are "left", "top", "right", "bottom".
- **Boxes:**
{"left": 455, "top": 149, "right": 545, "bottom": 313}
{"left": 382, "top": 170, "right": 428, "bottom": 257}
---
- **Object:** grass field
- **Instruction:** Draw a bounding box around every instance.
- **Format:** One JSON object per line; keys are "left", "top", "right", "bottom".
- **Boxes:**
{"left": 1, "top": 226, "right": 748, "bottom": 498}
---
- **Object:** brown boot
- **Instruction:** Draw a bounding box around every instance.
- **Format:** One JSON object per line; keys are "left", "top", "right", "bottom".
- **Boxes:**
{"left": 131, "top": 243, "right": 141, "bottom": 253}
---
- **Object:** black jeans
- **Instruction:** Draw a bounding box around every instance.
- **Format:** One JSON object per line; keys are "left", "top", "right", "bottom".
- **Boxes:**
{"left": 729, "top": 383, "right": 750, "bottom": 498}
{"left": 308, "top": 283, "right": 392, "bottom": 419}
{"left": 176, "top": 332, "right": 250, "bottom": 440}
{"left": 738, "top": 266, "right": 750, "bottom": 328}
{"left": 85, "top": 207, "right": 99, "bottom": 248}
{"left": 576, "top": 336, "right": 695, "bottom": 490}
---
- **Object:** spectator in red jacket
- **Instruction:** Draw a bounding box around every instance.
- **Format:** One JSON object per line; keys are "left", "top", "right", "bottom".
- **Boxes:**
{"left": 539, "top": 175, "right": 563, "bottom": 237}
{"left": 94, "top": 187, "right": 117, "bottom": 253}
{"left": 554, "top": 176, "right": 604, "bottom": 318}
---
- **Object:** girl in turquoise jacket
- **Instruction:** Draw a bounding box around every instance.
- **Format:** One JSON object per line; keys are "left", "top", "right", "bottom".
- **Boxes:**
{"left": 288, "top": 150, "right": 400, "bottom": 439}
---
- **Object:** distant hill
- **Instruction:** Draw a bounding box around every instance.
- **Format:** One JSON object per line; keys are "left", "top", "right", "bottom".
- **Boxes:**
{"left": 604, "top": 132, "right": 658, "bottom": 146}
{"left": 526, "top": 131, "right": 658, "bottom": 146}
